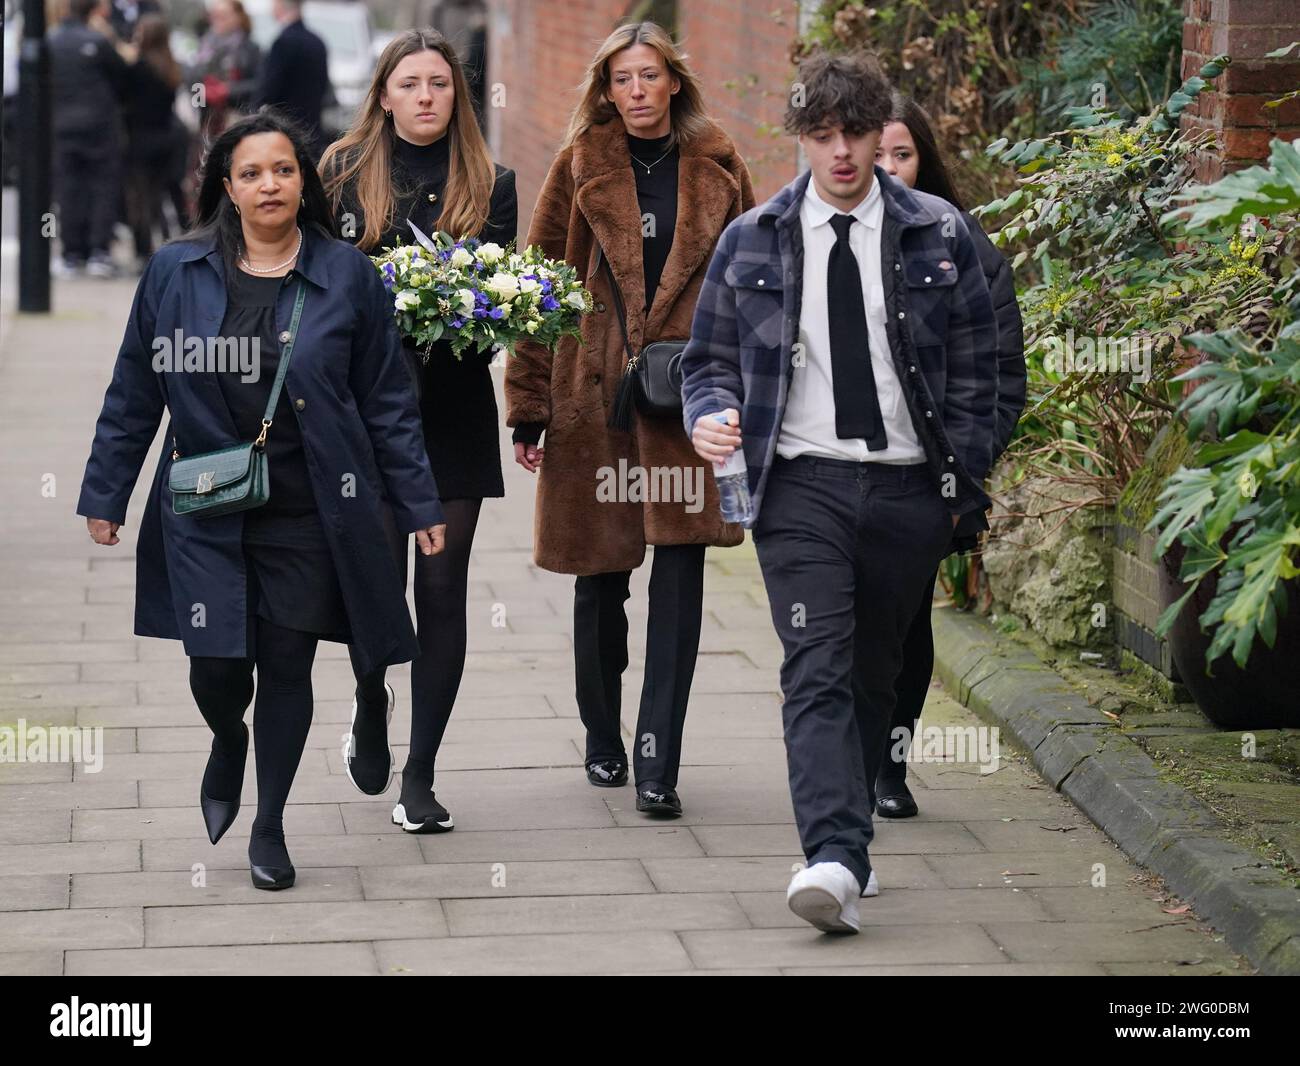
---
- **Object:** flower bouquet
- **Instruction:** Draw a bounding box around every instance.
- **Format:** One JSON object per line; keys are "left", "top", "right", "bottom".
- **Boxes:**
{"left": 372, "top": 221, "right": 592, "bottom": 362}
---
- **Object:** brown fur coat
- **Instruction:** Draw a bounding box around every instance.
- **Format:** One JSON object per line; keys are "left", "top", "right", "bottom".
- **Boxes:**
{"left": 505, "top": 117, "right": 755, "bottom": 575}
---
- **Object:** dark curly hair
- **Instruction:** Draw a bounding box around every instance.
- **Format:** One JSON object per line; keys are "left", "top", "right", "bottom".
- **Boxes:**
{"left": 785, "top": 49, "right": 893, "bottom": 137}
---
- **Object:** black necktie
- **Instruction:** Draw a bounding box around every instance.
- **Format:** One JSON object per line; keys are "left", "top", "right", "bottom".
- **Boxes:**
{"left": 827, "top": 213, "right": 888, "bottom": 449}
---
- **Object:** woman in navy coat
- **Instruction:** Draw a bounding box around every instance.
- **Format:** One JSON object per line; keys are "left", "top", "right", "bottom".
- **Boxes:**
{"left": 76, "top": 110, "right": 447, "bottom": 891}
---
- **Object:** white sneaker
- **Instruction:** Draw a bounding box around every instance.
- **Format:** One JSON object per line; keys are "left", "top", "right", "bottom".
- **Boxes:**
{"left": 787, "top": 861, "right": 861, "bottom": 933}
{"left": 860, "top": 869, "right": 879, "bottom": 898}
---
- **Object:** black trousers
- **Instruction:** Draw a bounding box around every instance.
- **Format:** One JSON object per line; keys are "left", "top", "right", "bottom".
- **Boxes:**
{"left": 55, "top": 134, "right": 121, "bottom": 261}
{"left": 753, "top": 455, "right": 953, "bottom": 890}
{"left": 872, "top": 568, "right": 938, "bottom": 794}
{"left": 573, "top": 543, "right": 706, "bottom": 789}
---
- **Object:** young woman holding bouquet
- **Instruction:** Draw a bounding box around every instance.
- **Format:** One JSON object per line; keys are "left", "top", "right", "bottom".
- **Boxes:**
{"left": 320, "top": 30, "right": 517, "bottom": 833}
{"left": 77, "top": 110, "right": 446, "bottom": 891}
{"left": 505, "top": 21, "right": 754, "bottom": 817}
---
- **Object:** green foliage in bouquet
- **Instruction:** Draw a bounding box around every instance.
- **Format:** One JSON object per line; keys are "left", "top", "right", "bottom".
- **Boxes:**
{"left": 373, "top": 228, "right": 592, "bottom": 361}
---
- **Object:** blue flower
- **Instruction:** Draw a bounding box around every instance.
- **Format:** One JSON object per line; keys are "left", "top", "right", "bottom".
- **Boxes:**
{"left": 540, "top": 279, "right": 553, "bottom": 295}
{"left": 449, "top": 317, "right": 465, "bottom": 329}
{"left": 473, "top": 308, "right": 488, "bottom": 319}
{"left": 541, "top": 295, "right": 560, "bottom": 311}
{"left": 489, "top": 306, "right": 506, "bottom": 320}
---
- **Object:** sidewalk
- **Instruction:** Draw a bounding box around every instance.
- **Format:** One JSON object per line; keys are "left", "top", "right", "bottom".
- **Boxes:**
{"left": 0, "top": 268, "right": 1247, "bottom": 975}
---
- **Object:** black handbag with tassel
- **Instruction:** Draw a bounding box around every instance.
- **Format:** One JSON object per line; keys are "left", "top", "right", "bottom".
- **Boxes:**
{"left": 602, "top": 255, "right": 686, "bottom": 432}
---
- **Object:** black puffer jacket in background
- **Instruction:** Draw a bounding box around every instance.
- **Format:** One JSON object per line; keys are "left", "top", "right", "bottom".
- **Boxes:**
{"left": 950, "top": 209, "right": 1026, "bottom": 548}
{"left": 49, "top": 18, "right": 129, "bottom": 140}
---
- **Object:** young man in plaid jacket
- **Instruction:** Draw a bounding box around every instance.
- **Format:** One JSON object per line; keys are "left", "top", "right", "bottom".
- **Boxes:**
{"left": 681, "top": 49, "right": 999, "bottom": 933}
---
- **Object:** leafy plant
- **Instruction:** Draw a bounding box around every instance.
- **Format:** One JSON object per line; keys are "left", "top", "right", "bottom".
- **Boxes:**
{"left": 1001, "top": 0, "right": 1183, "bottom": 127}
{"left": 1148, "top": 137, "right": 1300, "bottom": 669}
{"left": 975, "top": 56, "right": 1284, "bottom": 515}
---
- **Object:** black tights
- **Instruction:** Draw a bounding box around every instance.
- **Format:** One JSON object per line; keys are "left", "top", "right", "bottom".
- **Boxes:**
{"left": 189, "top": 619, "right": 319, "bottom": 866}
{"left": 350, "top": 497, "right": 482, "bottom": 787}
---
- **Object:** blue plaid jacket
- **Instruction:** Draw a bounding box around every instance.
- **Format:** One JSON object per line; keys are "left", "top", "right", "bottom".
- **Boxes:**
{"left": 681, "top": 167, "right": 999, "bottom": 527}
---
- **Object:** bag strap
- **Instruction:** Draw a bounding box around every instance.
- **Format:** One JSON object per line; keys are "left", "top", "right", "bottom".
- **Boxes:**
{"left": 601, "top": 252, "right": 638, "bottom": 371}
{"left": 254, "top": 279, "right": 308, "bottom": 448}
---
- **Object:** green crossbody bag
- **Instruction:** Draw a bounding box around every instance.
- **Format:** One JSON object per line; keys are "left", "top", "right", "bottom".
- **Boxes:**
{"left": 169, "top": 280, "right": 307, "bottom": 518}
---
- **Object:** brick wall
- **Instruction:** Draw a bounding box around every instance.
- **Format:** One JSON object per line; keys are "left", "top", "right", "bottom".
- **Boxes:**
{"left": 484, "top": 0, "right": 801, "bottom": 240}
{"left": 1181, "top": 0, "right": 1300, "bottom": 182}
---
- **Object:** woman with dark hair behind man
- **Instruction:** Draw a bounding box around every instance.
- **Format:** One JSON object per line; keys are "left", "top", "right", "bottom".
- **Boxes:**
{"left": 869, "top": 92, "right": 1027, "bottom": 818}
{"left": 77, "top": 110, "right": 446, "bottom": 892}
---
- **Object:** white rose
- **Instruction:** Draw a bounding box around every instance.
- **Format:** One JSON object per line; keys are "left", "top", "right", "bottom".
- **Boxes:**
{"left": 564, "top": 291, "right": 588, "bottom": 311}
{"left": 455, "top": 288, "right": 476, "bottom": 313}
{"left": 485, "top": 271, "right": 520, "bottom": 301}
{"left": 394, "top": 290, "right": 420, "bottom": 311}
{"left": 478, "top": 242, "right": 505, "bottom": 265}
{"left": 450, "top": 247, "right": 475, "bottom": 268}
{"left": 525, "top": 320, "right": 540, "bottom": 333}
{"left": 518, "top": 277, "right": 541, "bottom": 295}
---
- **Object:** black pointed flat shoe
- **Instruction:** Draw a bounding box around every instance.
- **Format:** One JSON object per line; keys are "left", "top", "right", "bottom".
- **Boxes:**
{"left": 585, "top": 759, "right": 628, "bottom": 787}
{"left": 875, "top": 786, "right": 919, "bottom": 819}
{"left": 250, "top": 862, "right": 296, "bottom": 891}
{"left": 635, "top": 785, "right": 682, "bottom": 817}
{"left": 200, "top": 722, "right": 249, "bottom": 845}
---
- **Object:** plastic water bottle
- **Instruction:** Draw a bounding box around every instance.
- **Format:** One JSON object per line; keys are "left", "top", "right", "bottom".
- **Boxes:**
{"left": 712, "top": 413, "right": 754, "bottom": 525}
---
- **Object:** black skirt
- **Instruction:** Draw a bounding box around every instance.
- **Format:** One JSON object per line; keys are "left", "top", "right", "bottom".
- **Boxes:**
{"left": 242, "top": 510, "right": 351, "bottom": 644}
{"left": 407, "top": 338, "right": 505, "bottom": 501}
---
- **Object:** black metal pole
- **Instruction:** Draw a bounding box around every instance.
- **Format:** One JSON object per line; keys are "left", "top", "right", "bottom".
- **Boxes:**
{"left": 17, "top": 0, "right": 51, "bottom": 313}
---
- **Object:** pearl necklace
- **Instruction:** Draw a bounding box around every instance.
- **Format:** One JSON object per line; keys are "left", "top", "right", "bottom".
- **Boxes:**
{"left": 240, "top": 228, "right": 303, "bottom": 273}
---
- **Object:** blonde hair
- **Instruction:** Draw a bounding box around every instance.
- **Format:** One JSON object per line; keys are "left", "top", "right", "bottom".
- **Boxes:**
{"left": 563, "top": 21, "right": 712, "bottom": 149}
{"left": 320, "top": 29, "right": 495, "bottom": 251}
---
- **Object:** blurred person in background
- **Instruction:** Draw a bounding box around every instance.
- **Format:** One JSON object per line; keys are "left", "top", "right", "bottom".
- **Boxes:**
{"left": 188, "top": 0, "right": 261, "bottom": 137}
{"left": 49, "top": 0, "right": 129, "bottom": 277}
{"left": 428, "top": 0, "right": 486, "bottom": 121}
{"left": 107, "top": 0, "right": 160, "bottom": 42}
{"left": 254, "top": 0, "right": 331, "bottom": 160}
{"left": 124, "top": 13, "right": 189, "bottom": 271}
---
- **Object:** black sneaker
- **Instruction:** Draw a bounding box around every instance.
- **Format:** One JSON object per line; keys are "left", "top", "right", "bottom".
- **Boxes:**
{"left": 345, "top": 682, "right": 395, "bottom": 796}
{"left": 391, "top": 789, "right": 454, "bottom": 833}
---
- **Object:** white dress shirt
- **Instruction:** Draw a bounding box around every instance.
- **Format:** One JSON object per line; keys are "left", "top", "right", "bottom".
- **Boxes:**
{"left": 776, "top": 176, "right": 925, "bottom": 464}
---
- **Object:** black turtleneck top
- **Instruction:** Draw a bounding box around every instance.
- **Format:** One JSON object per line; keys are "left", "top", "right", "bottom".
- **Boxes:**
{"left": 332, "top": 130, "right": 519, "bottom": 499}
{"left": 627, "top": 130, "right": 679, "bottom": 313}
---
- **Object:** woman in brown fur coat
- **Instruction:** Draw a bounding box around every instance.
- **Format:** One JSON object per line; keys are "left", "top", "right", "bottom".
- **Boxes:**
{"left": 506, "top": 21, "right": 754, "bottom": 817}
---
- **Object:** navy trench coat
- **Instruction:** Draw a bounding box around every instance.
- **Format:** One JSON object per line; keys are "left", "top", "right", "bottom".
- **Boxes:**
{"left": 76, "top": 224, "right": 444, "bottom": 677}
